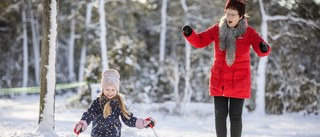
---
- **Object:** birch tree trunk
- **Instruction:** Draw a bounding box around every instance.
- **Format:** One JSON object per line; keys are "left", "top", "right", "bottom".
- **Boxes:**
{"left": 28, "top": 0, "right": 40, "bottom": 86}
{"left": 181, "top": 0, "right": 192, "bottom": 103}
{"left": 180, "top": 0, "right": 193, "bottom": 115}
{"left": 159, "top": 0, "right": 167, "bottom": 62}
{"left": 68, "top": 9, "right": 76, "bottom": 81}
{"left": 99, "top": 0, "right": 109, "bottom": 70}
{"left": 22, "top": 0, "right": 28, "bottom": 90}
{"left": 37, "top": 0, "right": 58, "bottom": 132}
{"left": 256, "top": 0, "right": 268, "bottom": 115}
{"left": 78, "top": 2, "right": 92, "bottom": 84}
{"left": 256, "top": 0, "right": 320, "bottom": 115}
{"left": 173, "top": 64, "right": 181, "bottom": 114}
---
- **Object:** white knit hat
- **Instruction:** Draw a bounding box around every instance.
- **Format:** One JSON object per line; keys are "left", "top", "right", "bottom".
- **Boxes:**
{"left": 101, "top": 69, "right": 120, "bottom": 92}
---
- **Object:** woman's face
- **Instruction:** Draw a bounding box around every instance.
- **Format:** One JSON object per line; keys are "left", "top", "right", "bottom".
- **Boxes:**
{"left": 103, "top": 86, "right": 117, "bottom": 99}
{"left": 225, "top": 8, "right": 243, "bottom": 28}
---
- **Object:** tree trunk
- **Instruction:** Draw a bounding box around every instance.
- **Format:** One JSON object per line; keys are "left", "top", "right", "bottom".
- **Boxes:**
{"left": 78, "top": 2, "right": 92, "bottom": 84}
{"left": 180, "top": 0, "right": 192, "bottom": 115}
{"left": 68, "top": 9, "right": 76, "bottom": 81}
{"left": 181, "top": 0, "right": 192, "bottom": 103}
{"left": 99, "top": 0, "right": 109, "bottom": 70}
{"left": 22, "top": 0, "right": 28, "bottom": 90}
{"left": 159, "top": 0, "right": 167, "bottom": 62}
{"left": 28, "top": 0, "right": 40, "bottom": 86}
{"left": 37, "top": 0, "right": 58, "bottom": 132}
{"left": 256, "top": 0, "right": 269, "bottom": 116}
{"left": 173, "top": 64, "right": 181, "bottom": 115}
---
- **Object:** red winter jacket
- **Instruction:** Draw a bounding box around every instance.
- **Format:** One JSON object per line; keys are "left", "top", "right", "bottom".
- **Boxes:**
{"left": 183, "top": 22, "right": 271, "bottom": 99}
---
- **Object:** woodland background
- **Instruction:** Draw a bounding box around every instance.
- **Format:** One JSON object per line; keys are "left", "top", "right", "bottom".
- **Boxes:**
{"left": 0, "top": 0, "right": 319, "bottom": 115}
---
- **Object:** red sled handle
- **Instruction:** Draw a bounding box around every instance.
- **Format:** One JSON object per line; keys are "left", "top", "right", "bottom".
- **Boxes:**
{"left": 146, "top": 118, "right": 155, "bottom": 128}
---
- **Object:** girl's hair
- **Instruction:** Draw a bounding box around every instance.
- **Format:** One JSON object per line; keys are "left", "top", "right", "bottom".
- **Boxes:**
{"left": 98, "top": 92, "right": 131, "bottom": 119}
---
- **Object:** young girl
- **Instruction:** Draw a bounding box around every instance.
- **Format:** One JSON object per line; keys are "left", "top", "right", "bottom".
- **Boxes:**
{"left": 182, "top": 0, "right": 270, "bottom": 137}
{"left": 74, "top": 69, "right": 156, "bottom": 137}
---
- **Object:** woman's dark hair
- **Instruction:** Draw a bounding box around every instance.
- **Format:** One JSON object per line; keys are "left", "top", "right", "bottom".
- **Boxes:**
{"left": 225, "top": 0, "right": 246, "bottom": 18}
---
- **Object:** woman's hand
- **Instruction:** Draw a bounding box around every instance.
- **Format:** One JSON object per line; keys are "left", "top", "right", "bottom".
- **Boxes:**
{"left": 259, "top": 41, "right": 269, "bottom": 53}
{"left": 182, "top": 25, "right": 193, "bottom": 37}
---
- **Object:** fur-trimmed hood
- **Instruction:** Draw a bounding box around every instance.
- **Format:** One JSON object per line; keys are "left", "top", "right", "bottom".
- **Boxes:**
{"left": 219, "top": 16, "right": 247, "bottom": 66}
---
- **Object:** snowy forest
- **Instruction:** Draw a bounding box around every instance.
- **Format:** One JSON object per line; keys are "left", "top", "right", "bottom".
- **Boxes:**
{"left": 0, "top": 0, "right": 319, "bottom": 116}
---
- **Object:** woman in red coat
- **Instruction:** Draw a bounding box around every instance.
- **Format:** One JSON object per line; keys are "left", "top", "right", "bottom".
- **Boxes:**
{"left": 182, "top": 0, "right": 270, "bottom": 137}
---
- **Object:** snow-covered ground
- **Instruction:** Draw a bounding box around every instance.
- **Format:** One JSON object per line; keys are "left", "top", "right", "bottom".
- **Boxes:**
{"left": 0, "top": 94, "right": 319, "bottom": 137}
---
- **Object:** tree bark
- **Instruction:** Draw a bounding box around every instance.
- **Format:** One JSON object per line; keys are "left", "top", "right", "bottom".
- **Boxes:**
{"left": 37, "top": 0, "right": 58, "bottom": 131}
{"left": 78, "top": 2, "right": 92, "bottom": 84}
{"left": 68, "top": 9, "right": 76, "bottom": 81}
{"left": 99, "top": 0, "right": 109, "bottom": 70}
{"left": 22, "top": 0, "right": 28, "bottom": 90}
{"left": 28, "top": 0, "right": 40, "bottom": 86}
{"left": 181, "top": 0, "right": 192, "bottom": 103}
{"left": 159, "top": 0, "right": 167, "bottom": 62}
{"left": 180, "top": 0, "right": 192, "bottom": 115}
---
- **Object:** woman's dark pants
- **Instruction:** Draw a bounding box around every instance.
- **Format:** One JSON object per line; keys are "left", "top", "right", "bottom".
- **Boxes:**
{"left": 214, "top": 96, "right": 244, "bottom": 137}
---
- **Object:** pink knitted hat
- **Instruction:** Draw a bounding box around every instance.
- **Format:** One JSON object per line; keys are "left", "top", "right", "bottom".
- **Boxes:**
{"left": 101, "top": 69, "right": 120, "bottom": 92}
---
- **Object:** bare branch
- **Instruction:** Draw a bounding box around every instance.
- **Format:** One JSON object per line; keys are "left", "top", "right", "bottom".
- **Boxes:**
{"left": 266, "top": 15, "right": 320, "bottom": 30}
{"left": 269, "top": 32, "right": 305, "bottom": 41}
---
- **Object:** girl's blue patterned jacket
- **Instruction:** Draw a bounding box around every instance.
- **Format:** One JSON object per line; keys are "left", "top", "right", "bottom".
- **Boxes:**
{"left": 81, "top": 97, "right": 137, "bottom": 137}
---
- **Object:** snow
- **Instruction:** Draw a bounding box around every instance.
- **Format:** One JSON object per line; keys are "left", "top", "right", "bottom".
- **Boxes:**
{"left": 159, "top": 0, "right": 167, "bottom": 62}
{"left": 1, "top": 94, "right": 320, "bottom": 137}
{"left": 99, "top": 0, "right": 109, "bottom": 70}
{"left": 181, "top": 0, "right": 192, "bottom": 104}
{"left": 256, "top": 0, "right": 269, "bottom": 116}
{"left": 36, "top": 0, "right": 58, "bottom": 133}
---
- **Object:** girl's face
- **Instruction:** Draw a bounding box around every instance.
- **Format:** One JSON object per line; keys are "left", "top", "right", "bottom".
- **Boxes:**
{"left": 225, "top": 8, "right": 243, "bottom": 28}
{"left": 103, "top": 86, "right": 117, "bottom": 99}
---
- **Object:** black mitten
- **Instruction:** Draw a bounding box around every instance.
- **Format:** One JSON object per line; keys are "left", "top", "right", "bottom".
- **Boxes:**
{"left": 259, "top": 42, "right": 269, "bottom": 53}
{"left": 182, "top": 25, "right": 193, "bottom": 37}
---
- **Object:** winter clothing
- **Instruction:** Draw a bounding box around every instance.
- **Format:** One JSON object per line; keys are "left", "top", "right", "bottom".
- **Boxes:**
{"left": 225, "top": 0, "right": 246, "bottom": 18}
{"left": 183, "top": 1, "right": 269, "bottom": 137}
{"left": 214, "top": 97, "right": 244, "bottom": 137}
{"left": 183, "top": 16, "right": 270, "bottom": 99}
{"left": 259, "top": 41, "right": 269, "bottom": 53}
{"left": 182, "top": 25, "right": 192, "bottom": 37}
{"left": 76, "top": 68, "right": 156, "bottom": 136}
{"left": 80, "top": 97, "right": 137, "bottom": 137}
{"left": 135, "top": 118, "right": 152, "bottom": 129}
{"left": 145, "top": 117, "right": 156, "bottom": 128}
{"left": 101, "top": 69, "right": 120, "bottom": 92}
{"left": 219, "top": 16, "right": 247, "bottom": 66}
{"left": 74, "top": 120, "right": 88, "bottom": 134}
